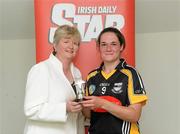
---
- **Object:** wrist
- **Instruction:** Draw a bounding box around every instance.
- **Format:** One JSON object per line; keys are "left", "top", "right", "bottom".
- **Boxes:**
{"left": 101, "top": 99, "right": 111, "bottom": 110}
{"left": 100, "top": 98, "right": 107, "bottom": 109}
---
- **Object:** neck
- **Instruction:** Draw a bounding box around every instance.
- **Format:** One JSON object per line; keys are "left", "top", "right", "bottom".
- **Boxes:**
{"left": 56, "top": 54, "right": 72, "bottom": 68}
{"left": 62, "top": 61, "right": 73, "bottom": 83}
{"left": 55, "top": 54, "right": 73, "bottom": 82}
{"left": 61, "top": 60, "right": 72, "bottom": 73}
{"left": 103, "top": 60, "right": 120, "bottom": 74}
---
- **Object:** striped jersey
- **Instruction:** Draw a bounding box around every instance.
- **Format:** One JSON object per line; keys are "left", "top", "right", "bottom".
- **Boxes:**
{"left": 86, "top": 59, "right": 148, "bottom": 134}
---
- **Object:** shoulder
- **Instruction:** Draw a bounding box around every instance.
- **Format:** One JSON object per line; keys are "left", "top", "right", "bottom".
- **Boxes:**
{"left": 28, "top": 60, "right": 49, "bottom": 77}
{"left": 87, "top": 68, "right": 99, "bottom": 81}
{"left": 120, "top": 64, "right": 145, "bottom": 89}
{"left": 120, "top": 64, "right": 141, "bottom": 79}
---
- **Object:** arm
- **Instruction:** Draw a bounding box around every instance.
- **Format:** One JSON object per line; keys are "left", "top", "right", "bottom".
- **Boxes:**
{"left": 25, "top": 94, "right": 82, "bottom": 123}
{"left": 24, "top": 63, "right": 81, "bottom": 122}
{"left": 82, "top": 96, "right": 144, "bottom": 122}
{"left": 100, "top": 98, "right": 143, "bottom": 122}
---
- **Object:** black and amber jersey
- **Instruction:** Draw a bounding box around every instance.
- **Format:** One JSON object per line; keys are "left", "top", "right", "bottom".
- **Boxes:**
{"left": 86, "top": 59, "right": 148, "bottom": 134}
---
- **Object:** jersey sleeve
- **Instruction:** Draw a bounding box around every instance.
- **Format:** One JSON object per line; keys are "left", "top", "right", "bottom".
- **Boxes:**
{"left": 121, "top": 68, "right": 148, "bottom": 105}
{"left": 86, "top": 70, "right": 98, "bottom": 96}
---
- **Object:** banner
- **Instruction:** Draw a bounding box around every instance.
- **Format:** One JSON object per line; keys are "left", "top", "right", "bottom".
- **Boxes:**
{"left": 34, "top": 0, "right": 135, "bottom": 79}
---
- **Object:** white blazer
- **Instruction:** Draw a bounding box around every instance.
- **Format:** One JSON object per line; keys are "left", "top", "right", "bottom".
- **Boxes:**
{"left": 24, "top": 54, "right": 85, "bottom": 134}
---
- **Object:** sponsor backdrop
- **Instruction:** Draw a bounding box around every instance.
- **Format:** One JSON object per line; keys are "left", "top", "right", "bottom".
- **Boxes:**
{"left": 34, "top": 0, "right": 135, "bottom": 79}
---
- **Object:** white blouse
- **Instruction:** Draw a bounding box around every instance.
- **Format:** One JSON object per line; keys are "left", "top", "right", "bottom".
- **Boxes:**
{"left": 24, "top": 54, "right": 84, "bottom": 134}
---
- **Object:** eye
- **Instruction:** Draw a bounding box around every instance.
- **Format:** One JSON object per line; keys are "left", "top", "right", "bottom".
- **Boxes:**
{"left": 100, "top": 43, "right": 107, "bottom": 47}
{"left": 63, "top": 40, "right": 69, "bottom": 43}
{"left": 111, "top": 43, "right": 118, "bottom": 46}
{"left": 74, "top": 42, "right": 79, "bottom": 46}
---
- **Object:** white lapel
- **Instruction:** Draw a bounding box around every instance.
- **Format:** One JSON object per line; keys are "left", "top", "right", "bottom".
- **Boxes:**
{"left": 48, "top": 54, "right": 76, "bottom": 100}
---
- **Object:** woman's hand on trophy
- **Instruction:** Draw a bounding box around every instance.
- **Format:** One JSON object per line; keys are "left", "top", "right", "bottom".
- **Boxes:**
{"left": 66, "top": 100, "right": 83, "bottom": 113}
{"left": 81, "top": 96, "right": 105, "bottom": 110}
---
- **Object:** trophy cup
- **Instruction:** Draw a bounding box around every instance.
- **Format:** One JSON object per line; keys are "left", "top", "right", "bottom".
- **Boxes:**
{"left": 74, "top": 79, "right": 86, "bottom": 102}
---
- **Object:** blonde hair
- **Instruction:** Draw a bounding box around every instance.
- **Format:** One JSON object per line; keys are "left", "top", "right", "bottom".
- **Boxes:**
{"left": 53, "top": 25, "right": 81, "bottom": 46}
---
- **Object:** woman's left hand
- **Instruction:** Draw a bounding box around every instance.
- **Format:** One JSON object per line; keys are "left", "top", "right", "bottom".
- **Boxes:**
{"left": 81, "top": 96, "right": 105, "bottom": 110}
{"left": 66, "top": 100, "right": 83, "bottom": 113}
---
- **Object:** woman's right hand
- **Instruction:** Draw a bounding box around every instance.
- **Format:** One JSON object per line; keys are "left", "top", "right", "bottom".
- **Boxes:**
{"left": 66, "top": 100, "right": 82, "bottom": 113}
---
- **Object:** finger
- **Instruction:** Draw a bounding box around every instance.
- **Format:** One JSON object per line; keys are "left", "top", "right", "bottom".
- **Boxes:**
{"left": 71, "top": 101, "right": 80, "bottom": 105}
{"left": 83, "top": 96, "right": 94, "bottom": 100}
{"left": 91, "top": 107, "right": 95, "bottom": 110}
{"left": 72, "top": 106, "right": 83, "bottom": 112}
{"left": 72, "top": 104, "right": 83, "bottom": 110}
{"left": 74, "top": 108, "right": 82, "bottom": 113}
{"left": 82, "top": 103, "right": 94, "bottom": 108}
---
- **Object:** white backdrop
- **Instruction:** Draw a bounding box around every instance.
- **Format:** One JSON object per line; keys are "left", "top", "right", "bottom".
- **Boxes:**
{"left": 136, "top": 31, "right": 180, "bottom": 134}
{"left": 0, "top": 43, "right": 2, "bottom": 134}
{"left": 0, "top": 39, "right": 36, "bottom": 134}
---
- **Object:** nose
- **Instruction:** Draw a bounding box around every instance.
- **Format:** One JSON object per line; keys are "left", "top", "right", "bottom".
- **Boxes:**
{"left": 69, "top": 41, "right": 74, "bottom": 48}
{"left": 106, "top": 44, "right": 112, "bottom": 51}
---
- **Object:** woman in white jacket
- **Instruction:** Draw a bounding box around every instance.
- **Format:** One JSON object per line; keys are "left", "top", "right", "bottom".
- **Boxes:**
{"left": 24, "top": 25, "right": 84, "bottom": 134}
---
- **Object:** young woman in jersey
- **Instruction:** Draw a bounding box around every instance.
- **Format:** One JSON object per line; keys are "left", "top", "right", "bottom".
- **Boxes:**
{"left": 24, "top": 25, "right": 85, "bottom": 134}
{"left": 82, "top": 27, "right": 148, "bottom": 134}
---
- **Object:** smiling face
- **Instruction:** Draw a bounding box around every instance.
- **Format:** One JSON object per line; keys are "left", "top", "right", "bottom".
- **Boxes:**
{"left": 53, "top": 25, "right": 81, "bottom": 62}
{"left": 54, "top": 36, "right": 80, "bottom": 61}
{"left": 99, "top": 32, "right": 123, "bottom": 63}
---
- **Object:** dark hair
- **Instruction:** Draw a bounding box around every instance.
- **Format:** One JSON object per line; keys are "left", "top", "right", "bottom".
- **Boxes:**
{"left": 97, "top": 27, "right": 126, "bottom": 51}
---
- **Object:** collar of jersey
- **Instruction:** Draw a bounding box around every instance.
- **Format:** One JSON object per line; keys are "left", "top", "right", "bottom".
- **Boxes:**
{"left": 101, "top": 69, "right": 116, "bottom": 80}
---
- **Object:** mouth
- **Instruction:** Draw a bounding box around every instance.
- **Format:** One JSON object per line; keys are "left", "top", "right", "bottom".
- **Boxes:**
{"left": 104, "top": 53, "right": 113, "bottom": 55}
{"left": 66, "top": 49, "right": 74, "bottom": 54}
{"left": 66, "top": 49, "right": 74, "bottom": 53}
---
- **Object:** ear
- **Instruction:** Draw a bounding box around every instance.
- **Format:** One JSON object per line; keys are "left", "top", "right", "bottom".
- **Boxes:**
{"left": 120, "top": 45, "right": 124, "bottom": 52}
{"left": 53, "top": 44, "right": 57, "bottom": 51}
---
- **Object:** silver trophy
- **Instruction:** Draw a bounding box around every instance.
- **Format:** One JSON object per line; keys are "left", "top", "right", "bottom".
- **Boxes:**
{"left": 74, "top": 79, "right": 86, "bottom": 102}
